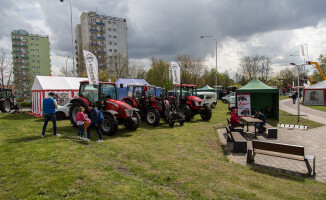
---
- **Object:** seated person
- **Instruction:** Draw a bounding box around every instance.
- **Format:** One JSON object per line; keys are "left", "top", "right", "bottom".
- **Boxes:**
{"left": 252, "top": 109, "right": 266, "bottom": 133}
{"left": 230, "top": 109, "right": 244, "bottom": 128}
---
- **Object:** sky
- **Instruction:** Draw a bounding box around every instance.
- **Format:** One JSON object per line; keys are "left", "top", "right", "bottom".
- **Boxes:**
{"left": 1, "top": 0, "right": 326, "bottom": 77}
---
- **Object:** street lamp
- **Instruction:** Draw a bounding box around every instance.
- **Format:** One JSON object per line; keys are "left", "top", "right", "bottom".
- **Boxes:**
{"left": 60, "top": 0, "right": 75, "bottom": 77}
{"left": 200, "top": 35, "right": 218, "bottom": 96}
{"left": 290, "top": 62, "right": 305, "bottom": 124}
{"left": 65, "top": 56, "right": 70, "bottom": 75}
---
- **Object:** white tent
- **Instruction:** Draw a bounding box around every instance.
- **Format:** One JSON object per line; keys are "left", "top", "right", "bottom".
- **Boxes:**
{"left": 31, "top": 76, "right": 87, "bottom": 116}
{"left": 303, "top": 80, "right": 326, "bottom": 105}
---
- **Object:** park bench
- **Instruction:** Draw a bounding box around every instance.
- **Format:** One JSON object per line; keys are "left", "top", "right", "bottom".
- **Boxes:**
{"left": 225, "top": 125, "right": 247, "bottom": 153}
{"left": 262, "top": 123, "right": 277, "bottom": 138}
{"left": 226, "top": 117, "right": 244, "bottom": 134}
{"left": 247, "top": 140, "right": 316, "bottom": 177}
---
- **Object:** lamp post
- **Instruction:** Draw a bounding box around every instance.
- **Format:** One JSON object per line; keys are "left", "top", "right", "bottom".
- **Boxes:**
{"left": 200, "top": 35, "right": 218, "bottom": 96}
{"left": 60, "top": 0, "right": 75, "bottom": 76}
{"left": 290, "top": 62, "right": 305, "bottom": 124}
{"left": 65, "top": 56, "right": 70, "bottom": 76}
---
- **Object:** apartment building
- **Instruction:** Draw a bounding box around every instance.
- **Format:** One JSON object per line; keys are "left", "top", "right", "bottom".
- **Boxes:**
{"left": 11, "top": 29, "right": 51, "bottom": 98}
{"left": 75, "top": 11, "right": 127, "bottom": 76}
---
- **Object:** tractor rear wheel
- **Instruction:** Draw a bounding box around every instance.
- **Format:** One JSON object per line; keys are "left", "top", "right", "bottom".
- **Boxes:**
{"left": 145, "top": 108, "right": 160, "bottom": 126}
{"left": 100, "top": 112, "right": 118, "bottom": 135}
{"left": 0, "top": 100, "right": 11, "bottom": 113}
{"left": 180, "top": 104, "right": 191, "bottom": 121}
{"left": 69, "top": 101, "right": 88, "bottom": 127}
{"left": 200, "top": 105, "right": 212, "bottom": 121}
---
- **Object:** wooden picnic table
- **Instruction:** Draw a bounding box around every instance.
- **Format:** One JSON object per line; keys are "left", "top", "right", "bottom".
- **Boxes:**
{"left": 240, "top": 117, "right": 263, "bottom": 138}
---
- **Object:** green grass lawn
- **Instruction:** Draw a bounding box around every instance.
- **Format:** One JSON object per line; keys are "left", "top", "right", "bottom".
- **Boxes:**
{"left": 304, "top": 105, "right": 326, "bottom": 112}
{"left": 1, "top": 103, "right": 326, "bottom": 199}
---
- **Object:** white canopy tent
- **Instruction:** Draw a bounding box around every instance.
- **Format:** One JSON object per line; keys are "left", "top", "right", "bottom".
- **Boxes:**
{"left": 303, "top": 80, "right": 326, "bottom": 105}
{"left": 31, "top": 76, "right": 87, "bottom": 116}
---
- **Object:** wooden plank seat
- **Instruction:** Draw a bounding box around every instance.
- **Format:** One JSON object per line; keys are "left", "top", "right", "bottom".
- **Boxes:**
{"left": 262, "top": 123, "right": 277, "bottom": 138}
{"left": 247, "top": 140, "right": 316, "bottom": 177}
{"left": 225, "top": 125, "right": 247, "bottom": 153}
{"left": 226, "top": 117, "right": 244, "bottom": 134}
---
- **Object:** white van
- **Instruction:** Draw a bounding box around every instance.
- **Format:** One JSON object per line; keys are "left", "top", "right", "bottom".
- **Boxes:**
{"left": 197, "top": 92, "right": 217, "bottom": 108}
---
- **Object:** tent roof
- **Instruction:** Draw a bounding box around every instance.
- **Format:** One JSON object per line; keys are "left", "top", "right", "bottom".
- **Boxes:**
{"left": 115, "top": 78, "right": 150, "bottom": 87}
{"left": 236, "top": 78, "right": 279, "bottom": 93}
{"left": 305, "top": 80, "right": 326, "bottom": 89}
{"left": 197, "top": 85, "right": 214, "bottom": 90}
{"left": 31, "top": 76, "right": 88, "bottom": 90}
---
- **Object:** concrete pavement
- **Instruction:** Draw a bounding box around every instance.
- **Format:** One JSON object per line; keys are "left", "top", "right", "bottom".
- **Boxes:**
{"left": 218, "top": 99, "right": 326, "bottom": 182}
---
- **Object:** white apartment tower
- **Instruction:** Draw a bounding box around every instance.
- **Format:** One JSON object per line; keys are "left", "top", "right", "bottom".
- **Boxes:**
{"left": 75, "top": 12, "right": 127, "bottom": 76}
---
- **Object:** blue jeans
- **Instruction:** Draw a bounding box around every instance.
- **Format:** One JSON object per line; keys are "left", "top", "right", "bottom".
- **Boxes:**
{"left": 255, "top": 123, "right": 264, "bottom": 133}
{"left": 42, "top": 113, "right": 57, "bottom": 136}
{"left": 78, "top": 125, "right": 84, "bottom": 137}
{"left": 86, "top": 123, "right": 102, "bottom": 140}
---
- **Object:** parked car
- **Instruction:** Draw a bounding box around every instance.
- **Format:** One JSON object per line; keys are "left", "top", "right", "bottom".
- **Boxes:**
{"left": 55, "top": 99, "right": 72, "bottom": 120}
{"left": 228, "top": 93, "right": 236, "bottom": 111}
{"left": 222, "top": 92, "right": 235, "bottom": 103}
{"left": 197, "top": 92, "right": 217, "bottom": 108}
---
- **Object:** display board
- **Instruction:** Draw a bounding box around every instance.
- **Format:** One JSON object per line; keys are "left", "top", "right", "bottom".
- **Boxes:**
{"left": 237, "top": 93, "right": 251, "bottom": 116}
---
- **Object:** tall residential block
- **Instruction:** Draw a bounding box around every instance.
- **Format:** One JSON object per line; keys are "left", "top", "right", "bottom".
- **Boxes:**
{"left": 75, "top": 11, "right": 127, "bottom": 76}
{"left": 11, "top": 29, "right": 51, "bottom": 98}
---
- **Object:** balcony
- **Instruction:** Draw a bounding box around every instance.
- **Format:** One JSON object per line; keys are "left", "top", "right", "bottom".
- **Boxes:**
{"left": 98, "top": 51, "right": 106, "bottom": 54}
{"left": 12, "top": 38, "right": 21, "bottom": 41}
{"left": 90, "top": 28, "right": 98, "bottom": 32}
{"left": 96, "top": 22, "right": 105, "bottom": 26}
{"left": 20, "top": 56, "right": 29, "bottom": 59}
{"left": 13, "top": 50, "right": 22, "bottom": 53}
{"left": 21, "top": 67, "right": 30, "bottom": 70}
{"left": 13, "top": 44, "right": 27, "bottom": 48}
{"left": 91, "top": 43, "right": 99, "bottom": 46}
{"left": 97, "top": 37, "right": 105, "bottom": 40}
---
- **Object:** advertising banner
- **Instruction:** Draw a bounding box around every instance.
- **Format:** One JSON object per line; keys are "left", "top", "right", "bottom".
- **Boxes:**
{"left": 83, "top": 50, "right": 99, "bottom": 85}
{"left": 237, "top": 93, "right": 251, "bottom": 116}
{"left": 169, "top": 61, "right": 181, "bottom": 84}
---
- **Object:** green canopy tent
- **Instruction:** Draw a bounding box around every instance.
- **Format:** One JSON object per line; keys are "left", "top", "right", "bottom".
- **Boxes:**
{"left": 236, "top": 78, "right": 279, "bottom": 120}
{"left": 196, "top": 85, "right": 219, "bottom": 99}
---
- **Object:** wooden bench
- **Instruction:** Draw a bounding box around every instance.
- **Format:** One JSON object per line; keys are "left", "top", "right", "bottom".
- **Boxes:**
{"left": 247, "top": 140, "right": 316, "bottom": 177}
{"left": 225, "top": 125, "right": 247, "bottom": 153}
{"left": 226, "top": 117, "right": 244, "bottom": 134}
{"left": 262, "top": 123, "right": 277, "bottom": 138}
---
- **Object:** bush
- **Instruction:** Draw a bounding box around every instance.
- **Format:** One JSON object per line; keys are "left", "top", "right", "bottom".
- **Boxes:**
{"left": 20, "top": 102, "right": 32, "bottom": 108}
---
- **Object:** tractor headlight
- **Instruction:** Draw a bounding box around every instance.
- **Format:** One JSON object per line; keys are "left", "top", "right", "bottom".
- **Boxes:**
{"left": 125, "top": 109, "right": 133, "bottom": 117}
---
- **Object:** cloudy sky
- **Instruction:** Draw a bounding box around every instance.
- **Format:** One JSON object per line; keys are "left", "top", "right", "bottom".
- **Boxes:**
{"left": 1, "top": 0, "right": 326, "bottom": 77}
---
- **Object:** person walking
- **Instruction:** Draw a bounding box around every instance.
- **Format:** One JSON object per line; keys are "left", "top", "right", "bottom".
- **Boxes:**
{"left": 85, "top": 104, "right": 103, "bottom": 142}
{"left": 76, "top": 107, "right": 87, "bottom": 139}
{"left": 42, "top": 92, "right": 60, "bottom": 137}
{"left": 292, "top": 91, "right": 297, "bottom": 104}
{"left": 252, "top": 109, "right": 266, "bottom": 133}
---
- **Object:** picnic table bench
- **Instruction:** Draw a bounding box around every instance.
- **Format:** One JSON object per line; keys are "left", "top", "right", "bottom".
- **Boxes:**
{"left": 247, "top": 140, "right": 316, "bottom": 177}
{"left": 226, "top": 117, "right": 244, "bottom": 134}
{"left": 225, "top": 125, "right": 247, "bottom": 153}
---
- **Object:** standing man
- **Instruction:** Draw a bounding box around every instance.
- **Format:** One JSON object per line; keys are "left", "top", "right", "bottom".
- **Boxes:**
{"left": 252, "top": 109, "right": 266, "bottom": 133}
{"left": 85, "top": 104, "right": 103, "bottom": 142}
{"left": 42, "top": 92, "right": 60, "bottom": 137}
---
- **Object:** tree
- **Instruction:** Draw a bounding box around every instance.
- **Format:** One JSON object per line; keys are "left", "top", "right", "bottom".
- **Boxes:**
{"left": 146, "top": 57, "right": 171, "bottom": 89}
{"left": 311, "top": 54, "right": 326, "bottom": 83}
{"left": 0, "top": 50, "right": 14, "bottom": 88}
{"left": 176, "top": 55, "right": 203, "bottom": 85}
{"left": 238, "top": 55, "right": 272, "bottom": 83}
{"left": 107, "top": 53, "right": 129, "bottom": 78}
{"left": 128, "top": 60, "right": 147, "bottom": 79}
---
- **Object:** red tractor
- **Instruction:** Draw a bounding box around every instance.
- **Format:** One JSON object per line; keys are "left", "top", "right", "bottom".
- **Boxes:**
{"left": 69, "top": 81, "right": 140, "bottom": 135}
{"left": 173, "top": 84, "right": 212, "bottom": 121}
{"left": 122, "top": 83, "right": 185, "bottom": 127}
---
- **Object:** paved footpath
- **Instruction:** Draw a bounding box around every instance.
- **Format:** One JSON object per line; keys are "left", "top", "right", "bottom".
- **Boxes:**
{"left": 218, "top": 99, "right": 326, "bottom": 182}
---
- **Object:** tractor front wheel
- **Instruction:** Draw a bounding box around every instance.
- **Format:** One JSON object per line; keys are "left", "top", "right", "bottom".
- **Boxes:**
{"left": 145, "top": 108, "right": 160, "bottom": 126}
{"left": 200, "top": 105, "right": 212, "bottom": 121}
{"left": 0, "top": 100, "right": 11, "bottom": 113}
{"left": 100, "top": 112, "right": 118, "bottom": 135}
{"left": 180, "top": 104, "right": 191, "bottom": 121}
{"left": 69, "top": 101, "right": 88, "bottom": 127}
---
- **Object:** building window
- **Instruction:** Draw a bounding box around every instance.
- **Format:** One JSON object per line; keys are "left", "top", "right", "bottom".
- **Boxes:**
{"left": 109, "top": 42, "right": 112, "bottom": 45}
{"left": 37, "top": 55, "right": 40, "bottom": 58}
{"left": 113, "top": 29, "right": 116, "bottom": 32}
{"left": 36, "top": 38, "right": 39, "bottom": 41}
{"left": 114, "top": 49, "right": 117, "bottom": 52}
{"left": 37, "top": 61, "right": 40, "bottom": 63}
{"left": 31, "top": 43, "right": 34, "bottom": 46}
{"left": 32, "top": 60, "right": 35, "bottom": 63}
{"left": 113, "top": 22, "right": 116, "bottom": 25}
{"left": 31, "top": 38, "right": 34, "bottom": 40}
{"left": 113, "top": 36, "right": 117, "bottom": 39}
{"left": 108, "top": 28, "right": 111, "bottom": 31}
{"left": 36, "top": 44, "right": 39, "bottom": 46}
{"left": 114, "top": 42, "right": 117, "bottom": 46}
{"left": 109, "top": 49, "right": 112, "bottom": 52}
{"left": 108, "top": 21, "right": 111, "bottom": 24}
{"left": 36, "top": 49, "right": 39, "bottom": 52}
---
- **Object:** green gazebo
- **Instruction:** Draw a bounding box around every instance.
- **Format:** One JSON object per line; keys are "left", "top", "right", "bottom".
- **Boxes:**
{"left": 196, "top": 85, "right": 219, "bottom": 99}
{"left": 236, "top": 79, "right": 279, "bottom": 120}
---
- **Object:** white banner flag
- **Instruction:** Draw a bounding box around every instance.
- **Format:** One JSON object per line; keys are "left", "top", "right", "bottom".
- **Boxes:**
{"left": 83, "top": 50, "right": 99, "bottom": 85}
{"left": 298, "top": 45, "right": 308, "bottom": 60}
{"left": 170, "top": 61, "right": 181, "bottom": 84}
